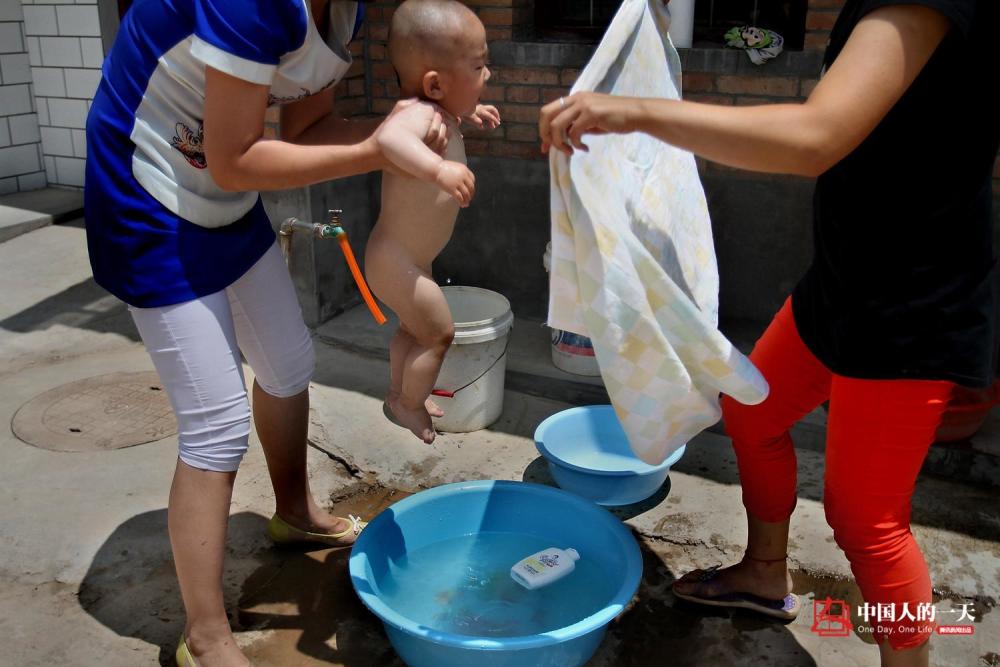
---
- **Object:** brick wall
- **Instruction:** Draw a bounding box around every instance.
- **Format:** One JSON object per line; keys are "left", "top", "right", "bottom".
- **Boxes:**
{"left": 0, "top": 0, "right": 46, "bottom": 194}
{"left": 348, "top": 1, "right": 1000, "bottom": 202}
{"left": 804, "top": 0, "right": 842, "bottom": 51}
{"left": 332, "top": 0, "right": 998, "bottom": 324}
{"left": 347, "top": 0, "right": 843, "bottom": 162}
{"left": 358, "top": 1, "right": 563, "bottom": 161}
{"left": 22, "top": 0, "right": 104, "bottom": 189}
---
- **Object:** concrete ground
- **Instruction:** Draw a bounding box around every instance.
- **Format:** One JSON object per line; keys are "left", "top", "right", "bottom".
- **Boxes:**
{"left": 1, "top": 217, "right": 998, "bottom": 667}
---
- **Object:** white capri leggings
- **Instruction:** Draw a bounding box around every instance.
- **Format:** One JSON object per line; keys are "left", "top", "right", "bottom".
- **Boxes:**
{"left": 130, "top": 243, "right": 315, "bottom": 472}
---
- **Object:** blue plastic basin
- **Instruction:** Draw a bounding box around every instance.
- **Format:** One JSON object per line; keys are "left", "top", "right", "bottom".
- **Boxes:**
{"left": 349, "top": 480, "right": 641, "bottom": 667}
{"left": 534, "top": 405, "right": 686, "bottom": 506}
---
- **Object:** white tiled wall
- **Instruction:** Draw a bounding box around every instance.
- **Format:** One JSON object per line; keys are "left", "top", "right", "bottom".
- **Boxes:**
{"left": 0, "top": 0, "right": 46, "bottom": 194}
{"left": 23, "top": 0, "right": 104, "bottom": 189}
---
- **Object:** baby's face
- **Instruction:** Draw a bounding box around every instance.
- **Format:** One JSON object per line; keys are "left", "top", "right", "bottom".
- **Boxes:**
{"left": 439, "top": 20, "right": 490, "bottom": 117}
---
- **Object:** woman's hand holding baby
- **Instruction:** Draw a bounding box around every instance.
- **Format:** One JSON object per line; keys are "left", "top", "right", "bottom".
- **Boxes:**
{"left": 389, "top": 98, "right": 449, "bottom": 154}
{"left": 435, "top": 161, "right": 476, "bottom": 208}
{"left": 371, "top": 99, "right": 450, "bottom": 178}
{"left": 374, "top": 99, "right": 480, "bottom": 207}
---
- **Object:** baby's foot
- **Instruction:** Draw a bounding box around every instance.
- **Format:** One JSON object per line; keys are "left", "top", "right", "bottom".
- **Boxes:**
{"left": 425, "top": 397, "right": 444, "bottom": 418}
{"left": 387, "top": 390, "right": 444, "bottom": 418}
{"left": 388, "top": 396, "right": 436, "bottom": 444}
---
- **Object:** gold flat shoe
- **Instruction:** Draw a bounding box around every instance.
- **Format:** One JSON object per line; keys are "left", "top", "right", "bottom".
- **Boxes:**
{"left": 176, "top": 635, "right": 197, "bottom": 667}
{"left": 266, "top": 513, "right": 366, "bottom": 549}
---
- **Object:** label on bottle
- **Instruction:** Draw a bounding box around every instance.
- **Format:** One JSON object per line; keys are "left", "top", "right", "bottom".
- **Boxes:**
{"left": 522, "top": 557, "right": 546, "bottom": 575}
{"left": 538, "top": 553, "right": 560, "bottom": 567}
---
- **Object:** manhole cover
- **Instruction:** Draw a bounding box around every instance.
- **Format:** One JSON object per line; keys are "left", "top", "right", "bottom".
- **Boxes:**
{"left": 12, "top": 372, "right": 177, "bottom": 452}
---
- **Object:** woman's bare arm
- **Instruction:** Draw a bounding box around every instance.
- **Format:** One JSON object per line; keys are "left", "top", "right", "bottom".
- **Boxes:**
{"left": 281, "top": 90, "right": 382, "bottom": 145}
{"left": 202, "top": 67, "right": 382, "bottom": 191}
{"left": 539, "top": 5, "right": 951, "bottom": 177}
{"left": 280, "top": 88, "right": 448, "bottom": 149}
{"left": 203, "top": 70, "right": 448, "bottom": 192}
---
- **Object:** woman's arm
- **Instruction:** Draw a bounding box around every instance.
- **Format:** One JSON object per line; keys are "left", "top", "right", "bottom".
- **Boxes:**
{"left": 203, "top": 67, "right": 382, "bottom": 191}
{"left": 282, "top": 91, "right": 382, "bottom": 145}
{"left": 539, "top": 5, "right": 951, "bottom": 177}
{"left": 280, "top": 87, "right": 448, "bottom": 148}
{"left": 202, "top": 69, "right": 447, "bottom": 192}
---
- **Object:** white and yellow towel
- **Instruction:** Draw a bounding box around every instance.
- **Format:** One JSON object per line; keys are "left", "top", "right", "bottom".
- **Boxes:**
{"left": 548, "top": 0, "right": 769, "bottom": 465}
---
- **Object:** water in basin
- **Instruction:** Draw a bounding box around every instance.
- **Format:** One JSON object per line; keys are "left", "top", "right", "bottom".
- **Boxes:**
{"left": 376, "top": 532, "right": 616, "bottom": 638}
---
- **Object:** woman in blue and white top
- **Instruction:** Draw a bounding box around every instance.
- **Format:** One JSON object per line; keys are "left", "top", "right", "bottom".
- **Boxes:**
{"left": 84, "top": 1, "right": 447, "bottom": 664}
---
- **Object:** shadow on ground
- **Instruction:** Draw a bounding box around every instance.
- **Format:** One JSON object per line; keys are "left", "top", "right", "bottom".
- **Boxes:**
{"left": 77, "top": 508, "right": 219, "bottom": 666}
{"left": 590, "top": 542, "right": 819, "bottom": 667}
{"left": 0, "top": 276, "right": 138, "bottom": 342}
{"left": 76, "top": 504, "right": 398, "bottom": 667}
{"left": 522, "top": 456, "right": 674, "bottom": 521}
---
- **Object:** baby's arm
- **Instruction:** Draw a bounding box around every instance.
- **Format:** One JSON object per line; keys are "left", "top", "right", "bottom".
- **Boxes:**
{"left": 377, "top": 101, "right": 475, "bottom": 206}
{"left": 461, "top": 104, "right": 501, "bottom": 130}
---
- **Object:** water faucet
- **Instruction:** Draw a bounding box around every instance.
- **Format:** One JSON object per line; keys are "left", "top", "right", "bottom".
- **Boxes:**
{"left": 277, "top": 210, "right": 386, "bottom": 325}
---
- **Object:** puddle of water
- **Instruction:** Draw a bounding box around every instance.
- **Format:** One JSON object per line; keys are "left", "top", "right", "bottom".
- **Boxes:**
{"left": 330, "top": 484, "right": 413, "bottom": 522}
{"left": 238, "top": 484, "right": 410, "bottom": 666}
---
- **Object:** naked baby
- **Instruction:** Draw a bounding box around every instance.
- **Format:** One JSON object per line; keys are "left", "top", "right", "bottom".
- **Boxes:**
{"left": 365, "top": 0, "right": 500, "bottom": 443}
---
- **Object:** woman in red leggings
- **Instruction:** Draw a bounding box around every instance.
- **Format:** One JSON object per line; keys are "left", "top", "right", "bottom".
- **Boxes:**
{"left": 540, "top": 0, "right": 997, "bottom": 665}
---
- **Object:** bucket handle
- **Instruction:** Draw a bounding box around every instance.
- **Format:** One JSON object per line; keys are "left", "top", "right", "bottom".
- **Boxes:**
{"left": 431, "top": 338, "right": 511, "bottom": 398}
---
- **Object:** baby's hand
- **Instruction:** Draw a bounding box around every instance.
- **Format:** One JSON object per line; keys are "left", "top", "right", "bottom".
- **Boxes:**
{"left": 462, "top": 104, "right": 501, "bottom": 130}
{"left": 435, "top": 161, "right": 476, "bottom": 207}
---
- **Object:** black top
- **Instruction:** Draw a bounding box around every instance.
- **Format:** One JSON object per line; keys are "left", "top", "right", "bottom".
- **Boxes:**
{"left": 792, "top": 0, "right": 999, "bottom": 388}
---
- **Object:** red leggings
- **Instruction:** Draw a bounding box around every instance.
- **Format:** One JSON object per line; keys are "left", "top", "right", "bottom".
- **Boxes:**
{"left": 722, "top": 298, "right": 954, "bottom": 650}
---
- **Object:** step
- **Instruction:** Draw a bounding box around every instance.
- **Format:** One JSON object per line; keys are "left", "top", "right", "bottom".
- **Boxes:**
{"left": 314, "top": 304, "right": 611, "bottom": 405}
{"left": 0, "top": 187, "right": 84, "bottom": 244}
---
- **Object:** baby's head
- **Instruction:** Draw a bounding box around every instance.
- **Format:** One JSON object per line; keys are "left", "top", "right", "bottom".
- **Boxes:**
{"left": 389, "top": 0, "right": 490, "bottom": 118}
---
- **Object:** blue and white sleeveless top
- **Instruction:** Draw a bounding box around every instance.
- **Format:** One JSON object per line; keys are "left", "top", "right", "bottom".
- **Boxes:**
{"left": 84, "top": 0, "right": 364, "bottom": 307}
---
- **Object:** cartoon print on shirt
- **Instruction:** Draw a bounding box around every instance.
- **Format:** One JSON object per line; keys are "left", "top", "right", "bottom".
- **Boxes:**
{"left": 170, "top": 121, "right": 206, "bottom": 169}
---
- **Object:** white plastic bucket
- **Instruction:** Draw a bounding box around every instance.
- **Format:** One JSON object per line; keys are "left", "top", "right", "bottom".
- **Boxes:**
{"left": 667, "top": 0, "right": 695, "bottom": 48}
{"left": 551, "top": 329, "right": 602, "bottom": 376}
{"left": 433, "top": 286, "right": 514, "bottom": 433}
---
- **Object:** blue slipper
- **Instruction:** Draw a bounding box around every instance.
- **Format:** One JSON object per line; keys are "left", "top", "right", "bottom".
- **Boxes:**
{"left": 672, "top": 565, "right": 801, "bottom": 621}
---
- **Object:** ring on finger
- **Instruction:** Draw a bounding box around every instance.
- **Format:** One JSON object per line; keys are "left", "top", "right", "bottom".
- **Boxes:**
{"left": 559, "top": 97, "right": 566, "bottom": 109}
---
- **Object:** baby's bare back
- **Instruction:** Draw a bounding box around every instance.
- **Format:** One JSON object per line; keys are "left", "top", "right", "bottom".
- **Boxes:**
{"left": 375, "top": 130, "right": 467, "bottom": 267}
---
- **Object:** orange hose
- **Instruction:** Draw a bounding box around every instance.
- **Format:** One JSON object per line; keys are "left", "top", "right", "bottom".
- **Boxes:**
{"left": 337, "top": 235, "right": 387, "bottom": 325}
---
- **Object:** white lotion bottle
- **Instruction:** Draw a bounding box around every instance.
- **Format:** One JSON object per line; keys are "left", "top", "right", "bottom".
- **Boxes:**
{"left": 510, "top": 547, "right": 580, "bottom": 590}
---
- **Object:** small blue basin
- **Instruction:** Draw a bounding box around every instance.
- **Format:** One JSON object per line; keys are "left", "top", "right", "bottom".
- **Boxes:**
{"left": 349, "top": 480, "right": 641, "bottom": 667}
{"left": 534, "top": 405, "right": 686, "bottom": 506}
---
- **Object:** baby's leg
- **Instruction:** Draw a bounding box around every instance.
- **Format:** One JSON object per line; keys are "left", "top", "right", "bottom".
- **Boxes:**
{"left": 396, "top": 272, "right": 454, "bottom": 412}
{"left": 366, "top": 233, "right": 453, "bottom": 443}
{"left": 378, "top": 276, "right": 454, "bottom": 443}
{"left": 388, "top": 326, "right": 414, "bottom": 398}
{"left": 387, "top": 326, "right": 443, "bottom": 417}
